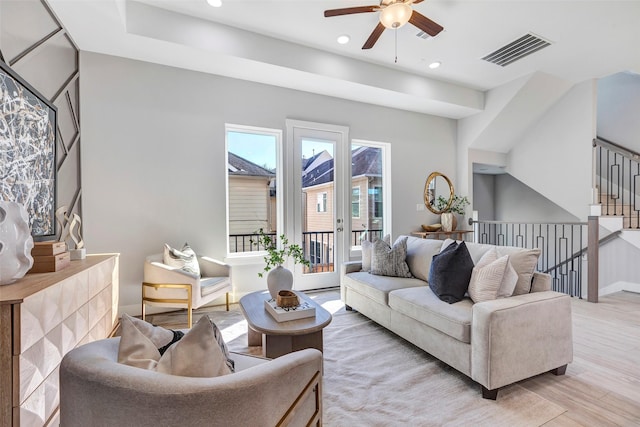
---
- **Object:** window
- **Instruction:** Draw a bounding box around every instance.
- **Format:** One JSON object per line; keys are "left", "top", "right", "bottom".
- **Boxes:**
{"left": 351, "top": 187, "right": 360, "bottom": 218}
{"left": 351, "top": 140, "right": 390, "bottom": 247}
{"left": 317, "top": 192, "right": 327, "bottom": 213}
{"left": 309, "top": 241, "right": 322, "bottom": 265}
{"left": 373, "top": 186, "right": 383, "bottom": 218}
{"left": 226, "top": 124, "right": 282, "bottom": 254}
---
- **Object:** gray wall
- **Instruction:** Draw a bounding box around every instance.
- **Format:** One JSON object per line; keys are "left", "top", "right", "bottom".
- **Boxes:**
{"left": 0, "top": 0, "right": 83, "bottom": 239}
{"left": 494, "top": 174, "right": 578, "bottom": 222}
{"left": 80, "top": 52, "right": 457, "bottom": 313}
{"left": 472, "top": 173, "right": 495, "bottom": 220}
{"left": 598, "top": 71, "right": 640, "bottom": 149}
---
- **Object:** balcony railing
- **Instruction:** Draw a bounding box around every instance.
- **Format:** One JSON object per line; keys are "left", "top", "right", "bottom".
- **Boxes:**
{"left": 229, "top": 229, "right": 383, "bottom": 273}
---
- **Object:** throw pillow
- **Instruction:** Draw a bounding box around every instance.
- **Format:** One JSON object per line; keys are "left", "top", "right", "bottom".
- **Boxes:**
{"left": 467, "top": 250, "right": 518, "bottom": 303}
{"left": 163, "top": 242, "right": 201, "bottom": 277}
{"left": 428, "top": 241, "right": 474, "bottom": 304}
{"left": 361, "top": 234, "right": 391, "bottom": 272}
{"left": 497, "top": 248, "right": 541, "bottom": 295}
{"left": 370, "top": 236, "right": 412, "bottom": 278}
{"left": 118, "top": 314, "right": 234, "bottom": 377}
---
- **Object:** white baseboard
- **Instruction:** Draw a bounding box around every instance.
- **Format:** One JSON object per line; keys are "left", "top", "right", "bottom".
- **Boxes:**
{"left": 599, "top": 281, "right": 640, "bottom": 296}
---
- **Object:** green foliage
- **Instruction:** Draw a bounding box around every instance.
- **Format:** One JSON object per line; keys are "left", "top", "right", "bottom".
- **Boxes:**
{"left": 251, "top": 229, "right": 311, "bottom": 278}
{"left": 435, "top": 195, "right": 470, "bottom": 215}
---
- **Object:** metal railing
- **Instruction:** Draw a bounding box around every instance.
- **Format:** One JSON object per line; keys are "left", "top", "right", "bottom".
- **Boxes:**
{"left": 471, "top": 220, "right": 589, "bottom": 297}
{"left": 594, "top": 136, "right": 640, "bottom": 228}
{"left": 229, "top": 229, "right": 383, "bottom": 273}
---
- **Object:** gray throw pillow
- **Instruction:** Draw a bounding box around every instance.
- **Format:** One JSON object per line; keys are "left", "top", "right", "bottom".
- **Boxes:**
{"left": 370, "top": 236, "right": 412, "bottom": 278}
{"left": 361, "top": 234, "right": 391, "bottom": 272}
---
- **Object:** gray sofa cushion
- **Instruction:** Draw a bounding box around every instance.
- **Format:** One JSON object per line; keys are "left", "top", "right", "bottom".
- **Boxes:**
{"left": 404, "top": 236, "right": 444, "bottom": 281}
{"left": 342, "top": 271, "right": 426, "bottom": 305}
{"left": 388, "top": 287, "right": 473, "bottom": 343}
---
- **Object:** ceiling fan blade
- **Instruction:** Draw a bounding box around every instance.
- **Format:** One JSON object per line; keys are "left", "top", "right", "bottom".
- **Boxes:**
{"left": 362, "top": 22, "right": 386, "bottom": 50}
{"left": 324, "top": 6, "right": 378, "bottom": 17}
{"left": 409, "top": 11, "right": 443, "bottom": 36}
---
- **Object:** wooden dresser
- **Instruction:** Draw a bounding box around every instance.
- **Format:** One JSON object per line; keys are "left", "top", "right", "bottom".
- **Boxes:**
{"left": 0, "top": 254, "right": 119, "bottom": 427}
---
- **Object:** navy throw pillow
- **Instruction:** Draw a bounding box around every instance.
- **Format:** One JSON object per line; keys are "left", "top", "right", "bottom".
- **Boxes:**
{"left": 428, "top": 241, "right": 474, "bottom": 304}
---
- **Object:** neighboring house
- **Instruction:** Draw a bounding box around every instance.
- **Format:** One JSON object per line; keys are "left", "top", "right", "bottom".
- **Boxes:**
{"left": 227, "top": 152, "right": 275, "bottom": 251}
{"left": 302, "top": 146, "right": 383, "bottom": 269}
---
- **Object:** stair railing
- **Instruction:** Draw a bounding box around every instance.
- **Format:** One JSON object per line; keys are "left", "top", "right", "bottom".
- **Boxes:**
{"left": 594, "top": 137, "right": 640, "bottom": 228}
{"left": 469, "top": 218, "right": 601, "bottom": 300}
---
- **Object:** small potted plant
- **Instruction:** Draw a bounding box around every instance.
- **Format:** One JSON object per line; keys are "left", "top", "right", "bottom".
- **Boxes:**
{"left": 252, "top": 229, "right": 310, "bottom": 299}
{"left": 435, "top": 195, "right": 470, "bottom": 232}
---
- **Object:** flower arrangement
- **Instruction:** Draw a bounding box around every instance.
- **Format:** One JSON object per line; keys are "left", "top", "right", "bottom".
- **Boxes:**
{"left": 435, "top": 195, "right": 470, "bottom": 215}
{"left": 251, "top": 229, "right": 310, "bottom": 278}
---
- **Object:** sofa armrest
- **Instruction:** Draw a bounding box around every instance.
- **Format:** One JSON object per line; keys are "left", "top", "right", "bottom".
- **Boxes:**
{"left": 341, "top": 261, "right": 362, "bottom": 277}
{"left": 530, "top": 271, "right": 552, "bottom": 292}
{"left": 144, "top": 260, "right": 199, "bottom": 285}
{"left": 199, "top": 256, "right": 231, "bottom": 278}
{"left": 471, "top": 291, "right": 573, "bottom": 391}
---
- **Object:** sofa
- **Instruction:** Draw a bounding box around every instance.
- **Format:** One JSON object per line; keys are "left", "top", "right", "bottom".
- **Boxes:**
{"left": 341, "top": 235, "right": 573, "bottom": 399}
{"left": 60, "top": 337, "right": 323, "bottom": 426}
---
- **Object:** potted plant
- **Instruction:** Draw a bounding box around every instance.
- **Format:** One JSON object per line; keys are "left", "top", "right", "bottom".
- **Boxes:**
{"left": 435, "top": 195, "right": 470, "bottom": 232}
{"left": 252, "top": 229, "right": 310, "bottom": 299}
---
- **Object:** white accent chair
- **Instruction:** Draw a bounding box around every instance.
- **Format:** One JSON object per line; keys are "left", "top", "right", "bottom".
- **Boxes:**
{"left": 143, "top": 254, "right": 232, "bottom": 327}
{"left": 60, "top": 337, "right": 323, "bottom": 426}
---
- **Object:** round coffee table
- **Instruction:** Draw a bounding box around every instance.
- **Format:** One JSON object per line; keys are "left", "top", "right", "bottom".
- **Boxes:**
{"left": 239, "top": 290, "right": 332, "bottom": 358}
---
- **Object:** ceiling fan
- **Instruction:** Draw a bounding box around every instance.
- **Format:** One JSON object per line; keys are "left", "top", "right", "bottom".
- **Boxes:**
{"left": 324, "top": 0, "right": 444, "bottom": 50}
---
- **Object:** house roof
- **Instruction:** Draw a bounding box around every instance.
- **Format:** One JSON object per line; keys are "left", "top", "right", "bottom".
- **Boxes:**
{"left": 302, "top": 146, "right": 381, "bottom": 188}
{"left": 228, "top": 152, "right": 275, "bottom": 177}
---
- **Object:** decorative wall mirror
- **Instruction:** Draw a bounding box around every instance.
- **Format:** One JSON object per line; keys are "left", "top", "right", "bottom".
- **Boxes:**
{"left": 424, "top": 172, "right": 454, "bottom": 214}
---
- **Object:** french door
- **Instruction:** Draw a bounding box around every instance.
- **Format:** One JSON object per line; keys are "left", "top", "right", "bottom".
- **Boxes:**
{"left": 285, "top": 120, "right": 350, "bottom": 291}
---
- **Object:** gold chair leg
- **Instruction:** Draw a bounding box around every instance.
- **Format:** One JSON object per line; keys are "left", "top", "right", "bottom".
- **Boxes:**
{"left": 226, "top": 292, "right": 230, "bottom": 311}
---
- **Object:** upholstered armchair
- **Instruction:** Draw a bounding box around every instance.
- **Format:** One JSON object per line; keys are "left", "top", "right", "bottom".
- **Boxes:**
{"left": 60, "top": 337, "right": 323, "bottom": 427}
{"left": 143, "top": 254, "right": 232, "bottom": 327}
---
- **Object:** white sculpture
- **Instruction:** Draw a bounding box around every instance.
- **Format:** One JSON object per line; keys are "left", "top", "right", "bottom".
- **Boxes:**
{"left": 56, "top": 206, "right": 86, "bottom": 260}
{"left": 0, "top": 201, "right": 34, "bottom": 285}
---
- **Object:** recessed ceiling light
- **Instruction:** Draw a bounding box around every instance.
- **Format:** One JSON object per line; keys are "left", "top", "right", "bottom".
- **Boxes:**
{"left": 428, "top": 61, "right": 441, "bottom": 69}
{"left": 337, "top": 34, "right": 350, "bottom": 45}
{"left": 207, "top": 0, "right": 222, "bottom": 7}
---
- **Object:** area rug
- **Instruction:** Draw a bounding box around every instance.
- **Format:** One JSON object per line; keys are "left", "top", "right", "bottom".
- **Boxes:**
{"left": 166, "top": 291, "right": 566, "bottom": 426}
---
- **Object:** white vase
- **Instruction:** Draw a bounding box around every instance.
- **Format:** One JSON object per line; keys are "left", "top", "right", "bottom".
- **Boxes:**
{"left": 267, "top": 265, "right": 293, "bottom": 299}
{"left": 441, "top": 212, "right": 455, "bottom": 232}
{"left": 0, "top": 201, "right": 34, "bottom": 285}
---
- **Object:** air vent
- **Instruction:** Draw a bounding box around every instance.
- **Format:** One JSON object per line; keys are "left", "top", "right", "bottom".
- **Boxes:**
{"left": 482, "top": 33, "right": 551, "bottom": 67}
{"left": 415, "top": 31, "right": 431, "bottom": 40}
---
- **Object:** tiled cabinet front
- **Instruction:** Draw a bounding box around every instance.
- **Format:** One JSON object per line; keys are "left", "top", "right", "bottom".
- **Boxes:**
{"left": 0, "top": 255, "right": 119, "bottom": 427}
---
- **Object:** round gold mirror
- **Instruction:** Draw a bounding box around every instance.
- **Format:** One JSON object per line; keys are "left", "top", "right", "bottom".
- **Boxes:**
{"left": 424, "top": 172, "right": 454, "bottom": 214}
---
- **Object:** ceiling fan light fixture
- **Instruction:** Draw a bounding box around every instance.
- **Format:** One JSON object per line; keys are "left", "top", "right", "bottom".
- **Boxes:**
{"left": 379, "top": 3, "right": 412, "bottom": 29}
{"left": 428, "top": 61, "right": 441, "bottom": 69}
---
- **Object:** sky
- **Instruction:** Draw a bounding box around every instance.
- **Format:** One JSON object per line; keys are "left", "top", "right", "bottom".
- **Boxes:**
{"left": 228, "top": 131, "right": 335, "bottom": 170}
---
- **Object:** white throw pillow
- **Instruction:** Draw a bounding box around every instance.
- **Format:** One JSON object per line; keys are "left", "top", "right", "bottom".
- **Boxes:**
{"left": 361, "top": 234, "right": 391, "bottom": 272}
{"left": 163, "top": 242, "right": 200, "bottom": 277}
{"left": 468, "top": 249, "right": 518, "bottom": 303}
{"left": 118, "top": 314, "right": 234, "bottom": 377}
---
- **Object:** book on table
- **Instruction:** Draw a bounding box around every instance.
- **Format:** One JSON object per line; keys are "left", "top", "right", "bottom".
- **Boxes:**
{"left": 264, "top": 298, "right": 316, "bottom": 322}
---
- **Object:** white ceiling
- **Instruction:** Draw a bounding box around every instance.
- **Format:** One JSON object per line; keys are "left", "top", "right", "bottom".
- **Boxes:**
{"left": 48, "top": 0, "right": 640, "bottom": 119}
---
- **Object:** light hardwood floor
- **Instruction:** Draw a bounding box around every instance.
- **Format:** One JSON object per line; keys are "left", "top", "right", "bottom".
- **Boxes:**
{"left": 147, "top": 290, "right": 640, "bottom": 426}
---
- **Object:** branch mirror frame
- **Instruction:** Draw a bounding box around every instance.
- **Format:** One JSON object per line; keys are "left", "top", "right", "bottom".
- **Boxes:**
{"left": 424, "top": 172, "right": 454, "bottom": 214}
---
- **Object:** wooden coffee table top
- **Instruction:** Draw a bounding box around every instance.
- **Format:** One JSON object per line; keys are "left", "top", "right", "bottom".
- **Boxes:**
{"left": 239, "top": 290, "right": 332, "bottom": 336}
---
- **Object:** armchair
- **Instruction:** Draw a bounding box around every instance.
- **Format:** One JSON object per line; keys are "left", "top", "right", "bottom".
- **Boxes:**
{"left": 143, "top": 254, "right": 232, "bottom": 327}
{"left": 60, "top": 337, "right": 323, "bottom": 426}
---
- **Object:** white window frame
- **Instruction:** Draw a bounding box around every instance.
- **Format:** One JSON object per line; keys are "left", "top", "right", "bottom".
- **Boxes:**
{"left": 225, "top": 123, "right": 283, "bottom": 259}
{"left": 316, "top": 192, "right": 327, "bottom": 213}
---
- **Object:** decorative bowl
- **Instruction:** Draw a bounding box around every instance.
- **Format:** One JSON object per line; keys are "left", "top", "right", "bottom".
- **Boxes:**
{"left": 422, "top": 224, "right": 442, "bottom": 232}
{"left": 277, "top": 290, "right": 300, "bottom": 308}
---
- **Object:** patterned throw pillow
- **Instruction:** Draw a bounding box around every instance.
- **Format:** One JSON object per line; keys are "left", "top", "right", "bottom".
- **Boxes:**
{"left": 361, "top": 234, "right": 391, "bottom": 272}
{"left": 370, "top": 236, "right": 412, "bottom": 278}
{"left": 163, "top": 242, "right": 201, "bottom": 277}
{"left": 118, "top": 314, "right": 234, "bottom": 377}
{"left": 428, "top": 241, "right": 474, "bottom": 304}
{"left": 467, "top": 249, "right": 518, "bottom": 303}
